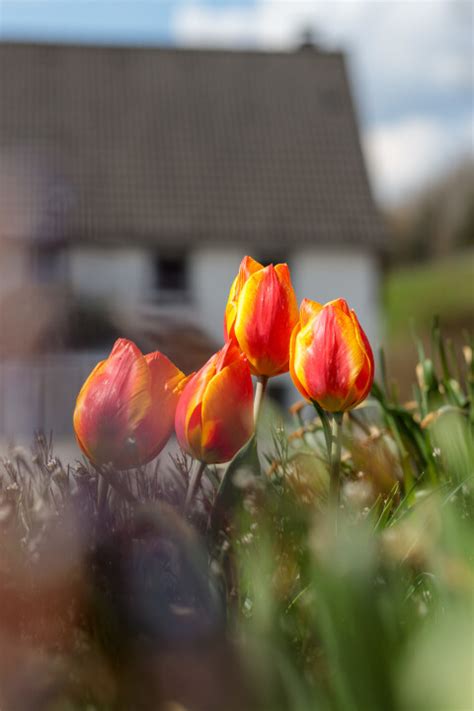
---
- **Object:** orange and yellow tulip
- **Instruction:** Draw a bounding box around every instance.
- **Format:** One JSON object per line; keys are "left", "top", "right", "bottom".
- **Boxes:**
{"left": 175, "top": 342, "right": 254, "bottom": 464}
{"left": 224, "top": 256, "right": 299, "bottom": 377}
{"left": 290, "top": 298, "right": 374, "bottom": 412}
{"left": 74, "top": 339, "right": 190, "bottom": 468}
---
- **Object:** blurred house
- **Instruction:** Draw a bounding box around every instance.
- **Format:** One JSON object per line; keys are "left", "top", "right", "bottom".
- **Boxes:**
{"left": 0, "top": 41, "right": 385, "bottom": 435}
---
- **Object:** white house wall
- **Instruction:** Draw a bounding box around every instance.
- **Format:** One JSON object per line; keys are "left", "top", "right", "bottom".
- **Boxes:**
{"left": 69, "top": 246, "right": 151, "bottom": 306}
{"left": 191, "top": 247, "right": 248, "bottom": 345}
{"left": 0, "top": 245, "right": 381, "bottom": 435}
{"left": 69, "top": 244, "right": 380, "bottom": 353}
{"left": 291, "top": 248, "right": 380, "bottom": 348}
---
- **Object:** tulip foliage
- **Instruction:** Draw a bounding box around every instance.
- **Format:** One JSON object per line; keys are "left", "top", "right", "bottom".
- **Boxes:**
{"left": 74, "top": 255, "right": 375, "bottom": 510}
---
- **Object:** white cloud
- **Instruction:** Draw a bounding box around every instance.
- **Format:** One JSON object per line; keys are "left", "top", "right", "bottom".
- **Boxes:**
{"left": 431, "top": 53, "right": 473, "bottom": 90}
{"left": 172, "top": 0, "right": 473, "bottom": 203}
{"left": 173, "top": 1, "right": 472, "bottom": 98}
{"left": 363, "top": 115, "right": 473, "bottom": 204}
{"left": 173, "top": 0, "right": 357, "bottom": 49}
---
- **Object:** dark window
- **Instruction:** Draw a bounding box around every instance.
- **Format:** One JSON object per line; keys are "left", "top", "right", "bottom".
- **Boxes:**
{"left": 30, "top": 246, "right": 63, "bottom": 283}
{"left": 257, "top": 252, "right": 289, "bottom": 268}
{"left": 268, "top": 382, "right": 287, "bottom": 409}
{"left": 155, "top": 253, "right": 188, "bottom": 294}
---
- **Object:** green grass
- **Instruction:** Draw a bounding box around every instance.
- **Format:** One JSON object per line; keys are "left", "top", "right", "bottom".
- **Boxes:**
{"left": 384, "top": 249, "right": 474, "bottom": 337}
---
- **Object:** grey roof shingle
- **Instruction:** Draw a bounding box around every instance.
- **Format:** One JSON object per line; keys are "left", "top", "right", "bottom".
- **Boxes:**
{"left": 0, "top": 42, "right": 385, "bottom": 249}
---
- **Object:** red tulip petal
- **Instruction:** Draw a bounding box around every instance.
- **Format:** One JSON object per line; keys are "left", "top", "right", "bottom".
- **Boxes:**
{"left": 224, "top": 256, "right": 263, "bottom": 342}
{"left": 326, "top": 297, "right": 351, "bottom": 316}
{"left": 289, "top": 322, "right": 310, "bottom": 401}
{"left": 104, "top": 339, "right": 151, "bottom": 429}
{"left": 299, "top": 298, "right": 323, "bottom": 328}
{"left": 132, "top": 351, "right": 189, "bottom": 462}
{"left": 290, "top": 298, "right": 374, "bottom": 411}
{"left": 235, "top": 264, "right": 298, "bottom": 376}
{"left": 343, "top": 309, "right": 374, "bottom": 407}
{"left": 301, "top": 306, "right": 365, "bottom": 411}
{"left": 74, "top": 359, "right": 107, "bottom": 460}
{"left": 175, "top": 355, "right": 217, "bottom": 458}
{"left": 201, "top": 355, "right": 254, "bottom": 463}
{"left": 175, "top": 381, "right": 203, "bottom": 459}
{"left": 349, "top": 309, "right": 375, "bottom": 375}
{"left": 214, "top": 340, "right": 242, "bottom": 373}
{"left": 237, "top": 255, "right": 263, "bottom": 291}
{"left": 274, "top": 262, "right": 291, "bottom": 286}
{"left": 73, "top": 339, "right": 151, "bottom": 466}
{"left": 224, "top": 296, "right": 238, "bottom": 342}
{"left": 145, "top": 351, "right": 185, "bottom": 392}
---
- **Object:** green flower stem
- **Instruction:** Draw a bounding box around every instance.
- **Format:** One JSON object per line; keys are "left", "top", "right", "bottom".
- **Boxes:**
{"left": 329, "top": 412, "right": 344, "bottom": 511}
{"left": 312, "top": 399, "right": 332, "bottom": 457}
{"left": 185, "top": 459, "right": 207, "bottom": 513}
{"left": 253, "top": 375, "right": 269, "bottom": 427}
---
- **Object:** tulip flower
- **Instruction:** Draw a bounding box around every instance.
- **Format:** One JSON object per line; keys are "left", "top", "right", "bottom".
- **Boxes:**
{"left": 74, "top": 339, "right": 190, "bottom": 469}
{"left": 175, "top": 342, "right": 254, "bottom": 464}
{"left": 224, "top": 256, "right": 299, "bottom": 378}
{"left": 290, "top": 298, "right": 374, "bottom": 413}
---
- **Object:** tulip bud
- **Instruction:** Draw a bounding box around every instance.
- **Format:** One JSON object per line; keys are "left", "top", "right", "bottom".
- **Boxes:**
{"left": 74, "top": 339, "right": 190, "bottom": 468}
{"left": 224, "top": 256, "right": 299, "bottom": 377}
{"left": 175, "top": 342, "right": 254, "bottom": 464}
{"left": 290, "top": 298, "right": 374, "bottom": 412}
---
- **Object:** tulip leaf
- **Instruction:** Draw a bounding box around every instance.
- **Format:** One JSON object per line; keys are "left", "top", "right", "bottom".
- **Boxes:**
{"left": 208, "top": 434, "right": 260, "bottom": 536}
{"left": 311, "top": 399, "right": 332, "bottom": 458}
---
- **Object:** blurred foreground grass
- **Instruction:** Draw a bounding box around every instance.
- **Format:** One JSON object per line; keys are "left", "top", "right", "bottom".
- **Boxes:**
{"left": 0, "top": 325, "right": 473, "bottom": 710}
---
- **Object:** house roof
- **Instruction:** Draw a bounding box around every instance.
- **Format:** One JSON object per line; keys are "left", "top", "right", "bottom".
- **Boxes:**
{"left": 0, "top": 42, "right": 385, "bottom": 249}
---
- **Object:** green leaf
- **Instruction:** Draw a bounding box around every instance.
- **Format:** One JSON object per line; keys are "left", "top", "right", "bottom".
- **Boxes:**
{"left": 208, "top": 434, "right": 260, "bottom": 535}
{"left": 311, "top": 399, "right": 332, "bottom": 459}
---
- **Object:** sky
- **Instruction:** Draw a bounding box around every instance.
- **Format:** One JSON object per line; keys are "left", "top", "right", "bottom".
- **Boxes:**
{"left": 1, "top": 0, "right": 472, "bottom": 206}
